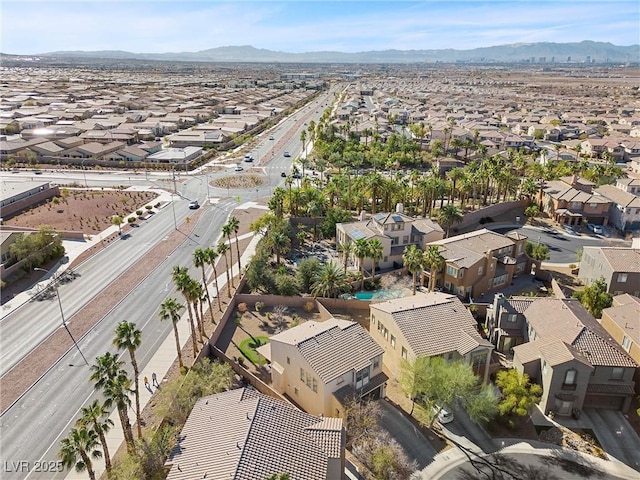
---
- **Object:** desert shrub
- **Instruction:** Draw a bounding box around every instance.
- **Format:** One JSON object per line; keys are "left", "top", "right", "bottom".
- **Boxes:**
{"left": 303, "top": 300, "right": 315, "bottom": 313}
{"left": 136, "top": 209, "right": 143, "bottom": 216}
{"left": 255, "top": 301, "right": 265, "bottom": 312}
{"left": 127, "top": 217, "right": 136, "bottom": 223}
{"left": 145, "top": 205, "right": 153, "bottom": 210}
{"left": 237, "top": 302, "right": 248, "bottom": 313}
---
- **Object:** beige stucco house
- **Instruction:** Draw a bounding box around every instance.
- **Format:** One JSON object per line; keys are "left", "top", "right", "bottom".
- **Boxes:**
{"left": 369, "top": 292, "right": 493, "bottom": 383}
{"left": 258, "top": 318, "right": 387, "bottom": 418}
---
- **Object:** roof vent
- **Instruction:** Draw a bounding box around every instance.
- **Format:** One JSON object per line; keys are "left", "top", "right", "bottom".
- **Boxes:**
{"left": 237, "top": 442, "right": 243, "bottom": 449}
{"left": 246, "top": 412, "right": 252, "bottom": 420}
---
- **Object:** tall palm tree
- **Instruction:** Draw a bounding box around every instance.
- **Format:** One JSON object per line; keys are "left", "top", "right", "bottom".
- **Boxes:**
{"left": 368, "top": 238, "right": 384, "bottom": 280}
{"left": 228, "top": 215, "right": 242, "bottom": 272}
{"left": 90, "top": 352, "right": 122, "bottom": 390}
{"left": 338, "top": 239, "right": 353, "bottom": 274}
{"left": 403, "top": 244, "right": 423, "bottom": 295}
{"left": 353, "top": 238, "right": 370, "bottom": 291}
{"left": 217, "top": 242, "right": 232, "bottom": 297}
{"left": 222, "top": 223, "right": 235, "bottom": 288}
{"left": 113, "top": 321, "right": 142, "bottom": 439}
{"left": 102, "top": 369, "right": 136, "bottom": 455}
{"left": 77, "top": 400, "right": 114, "bottom": 475}
{"left": 423, "top": 245, "right": 445, "bottom": 292}
{"left": 264, "top": 229, "right": 290, "bottom": 265}
{"left": 171, "top": 266, "right": 199, "bottom": 357}
{"left": 311, "top": 262, "right": 351, "bottom": 298}
{"left": 437, "top": 204, "right": 463, "bottom": 238}
{"left": 186, "top": 277, "right": 205, "bottom": 342}
{"left": 204, "top": 247, "right": 223, "bottom": 312}
{"left": 193, "top": 248, "right": 213, "bottom": 326}
{"left": 159, "top": 297, "right": 184, "bottom": 369}
{"left": 59, "top": 426, "right": 102, "bottom": 480}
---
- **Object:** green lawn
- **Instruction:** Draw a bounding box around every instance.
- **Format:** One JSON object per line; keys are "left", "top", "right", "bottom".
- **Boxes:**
{"left": 238, "top": 336, "right": 269, "bottom": 365}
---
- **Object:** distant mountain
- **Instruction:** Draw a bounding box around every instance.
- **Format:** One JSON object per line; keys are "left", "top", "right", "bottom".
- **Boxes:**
{"left": 36, "top": 41, "right": 640, "bottom": 64}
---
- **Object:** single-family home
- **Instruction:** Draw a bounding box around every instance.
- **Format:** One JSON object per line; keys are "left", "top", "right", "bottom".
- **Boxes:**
{"left": 512, "top": 298, "right": 637, "bottom": 415}
{"left": 165, "top": 388, "right": 345, "bottom": 480}
{"left": 578, "top": 246, "right": 640, "bottom": 297}
{"left": 369, "top": 292, "right": 493, "bottom": 382}
{"left": 257, "top": 318, "right": 387, "bottom": 418}
{"left": 539, "top": 176, "right": 611, "bottom": 226}
{"left": 594, "top": 184, "right": 640, "bottom": 232}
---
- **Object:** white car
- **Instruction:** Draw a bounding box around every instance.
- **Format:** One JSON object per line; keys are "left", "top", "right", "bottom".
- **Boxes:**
{"left": 587, "top": 223, "right": 603, "bottom": 235}
{"left": 234, "top": 165, "right": 244, "bottom": 172}
{"left": 433, "top": 405, "right": 454, "bottom": 424}
{"left": 188, "top": 200, "right": 199, "bottom": 209}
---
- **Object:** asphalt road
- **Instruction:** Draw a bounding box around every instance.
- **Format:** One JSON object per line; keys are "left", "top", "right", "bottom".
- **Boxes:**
{"left": 0, "top": 92, "right": 332, "bottom": 479}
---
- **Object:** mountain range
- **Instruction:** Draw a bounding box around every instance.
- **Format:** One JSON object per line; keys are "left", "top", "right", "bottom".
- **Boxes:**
{"left": 25, "top": 41, "right": 640, "bottom": 64}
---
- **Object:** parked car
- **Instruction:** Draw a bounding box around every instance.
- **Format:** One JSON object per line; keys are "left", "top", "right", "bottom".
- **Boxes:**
{"left": 433, "top": 405, "right": 454, "bottom": 424}
{"left": 188, "top": 200, "right": 199, "bottom": 209}
{"left": 587, "top": 223, "right": 603, "bottom": 234}
{"left": 283, "top": 151, "right": 291, "bottom": 157}
{"left": 562, "top": 225, "right": 578, "bottom": 236}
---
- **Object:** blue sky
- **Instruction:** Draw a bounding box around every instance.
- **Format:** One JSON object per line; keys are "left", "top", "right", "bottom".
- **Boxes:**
{"left": 3, "top": 1, "right": 638, "bottom": 54}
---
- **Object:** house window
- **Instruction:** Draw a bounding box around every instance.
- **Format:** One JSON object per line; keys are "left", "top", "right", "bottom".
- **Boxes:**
{"left": 611, "top": 367, "right": 624, "bottom": 381}
{"left": 403, "top": 235, "right": 409, "bottom": 244}
{"left": 506, "top": 314, "right": 517, "bottom": 323}
{"left": 542, "top": 361, "right": 548, "bottom": 375}
{"left": 563, "top": 369, "right": 577, "bottom": 390}
{"left": 300, "top": 368, "right": 305, "bottom": 381}
{"left": 459, "top": 269, "right": 465, "bottom": 279}
{"left": 446, "top": 265, "right": 458, "bottom": 277}
{"left": 306, "top": 372, "right": 312, "bottom": 388}
{"left": 391, "top": 237, "right": 399, "bottom": 246}
{"left": 294, "top": 387, "right": 299, "bottom": 395}
{"left": 401, "top": 347, "right": 408, "bottom": 360}
{"left": 373, "top": 355, "right": 380, "bottom": 369}
{"left": 312, "top": 378, "right": 318, "bottom": 393}
{"left": 617, "top": 273, "right": 628, "bottom": 283}
{"left": 390, "top": 335, "right": 396, "bottom": 349}
{"left": 378, "top": 321, "right": 384, "bottom": 332}
{"left": 287, "top": 357, "right": 290, "bottom": 364}
{"left": 371, "top": 315, "right": 376, "bottom": 326}
{"left": 517, "top": 243, "right": 524, "bottom": 254}
{"left": 383, "top": 327, "right": 389, "bottom": 340}
{"left": 356, "top": 367, "right": 370, "bottom": 389}
{"left": 622, "top": 335, "right": 632, "bottom": 352}
{"left": 383, "top": 256, "right": 388, "bottom": 262}
{"left": 478, "top": 266, "right": 484, "bottom": 276}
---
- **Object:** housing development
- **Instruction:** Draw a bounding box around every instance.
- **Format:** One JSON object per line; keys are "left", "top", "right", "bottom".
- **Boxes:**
{"left": 1, "top": 55, "right": 640, "bottom": 480}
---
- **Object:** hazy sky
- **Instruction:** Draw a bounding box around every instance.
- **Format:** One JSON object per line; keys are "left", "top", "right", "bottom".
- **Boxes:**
{"left": 3, "top": 1, "right": 639, "bottom": 54}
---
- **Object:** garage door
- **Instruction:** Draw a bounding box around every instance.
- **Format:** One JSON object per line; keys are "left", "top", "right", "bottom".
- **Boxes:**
{"left": 583, "top": 394, "right": 626, "bottom": 410}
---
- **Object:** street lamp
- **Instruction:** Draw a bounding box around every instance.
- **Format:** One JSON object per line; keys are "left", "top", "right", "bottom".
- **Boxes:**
{"left": 34, "top": 268, "right": 89, "bottom": 366}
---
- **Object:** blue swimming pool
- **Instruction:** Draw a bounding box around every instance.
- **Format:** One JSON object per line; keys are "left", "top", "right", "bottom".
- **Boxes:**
{"left": 353, "top": 289, "right": 405, "bottom": 300}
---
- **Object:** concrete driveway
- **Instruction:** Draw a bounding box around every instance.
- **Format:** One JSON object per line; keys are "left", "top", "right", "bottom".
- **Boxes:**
{"left": 584, "top": 409, "right": 640, "bottom": 472}
{"left": 377, "top": 399, "right": 437, "bottom": 469}
{"left": 440, "top": 403, "right": 498, "bottom": 454}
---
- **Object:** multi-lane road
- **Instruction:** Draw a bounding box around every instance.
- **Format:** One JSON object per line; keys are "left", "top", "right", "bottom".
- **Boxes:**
{"left": 0, "top": 91, "right": 332, "bottom": 480}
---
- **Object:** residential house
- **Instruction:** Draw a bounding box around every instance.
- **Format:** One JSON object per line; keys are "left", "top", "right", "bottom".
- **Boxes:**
{"left": 61, "top": 141, "right": 125, "bottom": 159}
{"left": 369, "top": 292, "right": 493, "bottom": 382}
{"left": 485, "top": 293, "right": 538, "bottom": 354}
{"left": 600, "top": 294, "right": 640, "bottom": 392}
{"left": 257, "top": 318, "right": 386, "bottom": 418}
{"left": 430, "top": 229, "right": 532, "bottom": 300}
{"left": 578, "top": 246, "right": 640, "bottom": 296}
{"left": 539, "top": 176, "right": 611, "bottom": 226}
{"left": 512, "top": 298, "right": 637, "bottom": 414}
{"left": 594, "top": 184, "right": 640, "bottom": 232}
{"left": 336, "top": 208, "right": 444, "bottom": 273}
{"left": 165, "top": 388, "right": 345, "bottom": 480}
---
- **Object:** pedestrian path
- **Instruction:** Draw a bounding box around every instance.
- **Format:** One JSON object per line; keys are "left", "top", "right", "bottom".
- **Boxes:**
{"left": 65, "top": 211, "right": 263, "bottom": 479}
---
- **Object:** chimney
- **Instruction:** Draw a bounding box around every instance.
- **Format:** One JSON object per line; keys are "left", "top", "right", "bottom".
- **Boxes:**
{"left": 396, "top": 203, "right": 404, "bottom": 213}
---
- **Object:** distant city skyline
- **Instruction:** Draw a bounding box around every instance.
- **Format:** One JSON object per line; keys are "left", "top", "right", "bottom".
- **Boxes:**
{"left": 3, "top": 1, "right": 639, "bottom": 55}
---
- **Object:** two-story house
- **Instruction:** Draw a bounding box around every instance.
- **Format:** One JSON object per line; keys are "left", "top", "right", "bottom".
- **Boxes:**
{"left": 539, "top": 176, "right": 611, "bottom": 226}
{"left": 336, "top": 207, "right": 444, "bottom": 273}
{"left": 595, "top": 179, "right": 640, "bottom": 232}
{"left": 511, "top": 298, "right": 637, "bottom": 415}
{"left": 369, "top": 292, "right": 494, "bottom": 383}
{"left": 600, "top": 294, "right": 640, "bottom": 393}
{"left": 578, "top": 246, "right": 640, "bottom": 297}
{"left": 257, "top": 318, "right": 387, "bottom": 418}
{"left": 485, "top": 293, "right": 538, "bottom": 354}
{"left": 429, "top": 229, "right": 532, "bottom": 300}
{"left": 165, "top": 388, "right": 346, "bottom": 480}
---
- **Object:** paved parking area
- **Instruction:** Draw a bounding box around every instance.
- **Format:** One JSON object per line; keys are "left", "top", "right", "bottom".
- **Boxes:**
{"left": 584, "top": 409, "right": 640, "bottom": 472}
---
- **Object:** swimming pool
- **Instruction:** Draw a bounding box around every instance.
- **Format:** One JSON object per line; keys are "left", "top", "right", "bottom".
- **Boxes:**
{"left": 353, "top": 289, "right": 405, "bottom": 300}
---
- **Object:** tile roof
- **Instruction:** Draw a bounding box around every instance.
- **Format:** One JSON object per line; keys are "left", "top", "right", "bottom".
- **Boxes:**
{"left": 572, "top": 329, "right": 637, "bottom": 367}
{"left": 372, "top": 292, "right": 492, "bottom": 357}
{"left": 595, "top": 185, "right": 640, "bottom": 208}
{"left": 603, "top": 294, "right": 640, "bottom": 344}
{"left": 270, "top": 318, "right": 383, "bottom": 383}
{"left": 166, "top": 388, "right": 343, "bottom": 480}
{"left": 598, "top": 247, "right": 640, "bottom": 273}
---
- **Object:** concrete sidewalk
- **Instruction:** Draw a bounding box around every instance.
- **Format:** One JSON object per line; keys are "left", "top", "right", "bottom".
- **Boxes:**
{"left": 65, "top": 206, "right": 263, "bottom": 479}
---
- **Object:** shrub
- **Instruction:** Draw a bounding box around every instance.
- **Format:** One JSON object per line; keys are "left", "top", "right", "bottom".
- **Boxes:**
{"left": 303, "top": 300, "right": 315, "bottom": 313}
{"left": 145, "top": 205, "right": 153, "bottom": 210}
{"left": 237, "top": 302, "right": 248, "bottom": 313}
{"left": 136, "top": 209, "right": 143, "bottom": 216}
{"left": 127, "top": 217, "right": 136, "bottom": 223}
{"left": 255, "top": 301, "right": 265, "bottom": 312}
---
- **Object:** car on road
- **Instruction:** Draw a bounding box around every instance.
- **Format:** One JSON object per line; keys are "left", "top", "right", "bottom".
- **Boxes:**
{"left": 234, "top": 165, "right": 244, "bottom": 171}
{"left": 188, "top": 200, "right": 199, "bottom": 209}
{"left": 283, "top": 151, "right": 291, "bottom": 157}
{"left": 587, "top": 223, "right": 603, "bottom": 234}
{"left": 280, "top": 172, "right": 287, "bottom": 177}
{"left": 433, "top": 405, "right": 454, "bottom": 424}
{"left": 269, "top": 135, "right": 274, "bottom": 140}
{"left": 562, "top": 225, "right": 578, "bottom": 236}
{"left": 542, "top": 227, "right": 557, "bottom": 235}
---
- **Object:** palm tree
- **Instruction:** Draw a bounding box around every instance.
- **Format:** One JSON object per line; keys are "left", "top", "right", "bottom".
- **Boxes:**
{"left": 368, "top": 238, "right": 384, "bottom": 280}
{"left": 264, "top": 229, "right": 290, "bottom": 265}
{"left": 59, "top": 426, "right": 102, "bottom": 480}
{"left": 90, "top": 352, "right": 122, "bottom": 390}
{"left": 113, "top": 321, "right": 142, "bottom": 439}
{"left": 171, "top": 266, "right": 199, "bottom": 357}
{"left": 437, "top": 204, "right": 463, "bottom": 238}
{"left": 102, "top": 369, "right": 136, "bottom": 455}
{"left": 300, "top": 130, "right": 307, "bottom": 159}
{"left": 204, "top": 247, "right": 223, "bottom": 312}
{"left": 353, "top": 238, "right": 370, "bottom": 291}
{"left": 159, "top": 297, "right": 185, "bottom": 369}
{"left": 77, "top": 400, "right": 114, "bottom": 475}
{"left": 423, "top": 245, "right": 445, "bottom": 292}
{"left": 222, "top": 223, "right": 235, "bottom": 288}
{"left": 403, "top": 244, "right": 423, "bottom": 295}
{"left": 186, "top": 277, "right": 205, "bottom": 342}
{"left": 338, "top": 239, "right": 353, "bottom": 274}
{"left": 193, "top": 247, "right": 213, "bottom": 326}
{"left": 217, "top": 242, "right": 232, "bottom": 297}
{"left": 228, "top": 215, "right": 242, "bottom": 272}
{"left": 311, "top": 262, "right": 351, "bottom": 298}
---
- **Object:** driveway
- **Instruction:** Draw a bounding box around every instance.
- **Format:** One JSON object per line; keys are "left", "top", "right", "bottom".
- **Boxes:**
{"left": 584, "top": 409, "right": 640, "bottom": 472}
{"left": 377, "top": 399, "right": 437, "bottom": 469}
{"left": 440, "top": 403, "right": 498, "bottom": 454}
